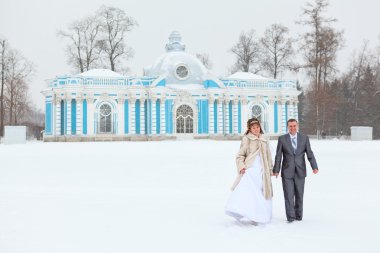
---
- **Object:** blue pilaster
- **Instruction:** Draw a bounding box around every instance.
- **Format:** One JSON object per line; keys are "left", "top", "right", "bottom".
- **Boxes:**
{"left": 274, "top": 101, "right": 278, "bottom": 133}
{"left": 71, "top": 99, "right": 76, "bottom": 135}
{"left": 197, "top": 100, "right": 209, "bottom": 134}
{"left": 144, "top": 100, "right": 148, "bottom": 135}
{"left": 156, "top": 99, "right": 160, "bottom": 134}
{"left": 214, "top": 100, "right": 217, "bottom": 134}
{"left": 45, "top": 102, "right": 52, "bottom": 135}
{"left": 229, "top": 101, "right": 232, "bottom": 134}
{"left": 124, "top": 100, "right": 129, "bottom": 134}
{"left": 135, "top": 100, "right": 140, "bottom": 134}
{"left": 165, "top": 100, "right": 173, "bottom": 134}
{"left": 60, "top": 100, "right": 65, "bottom": 135}
{"left": 83, "top": 100, "right": 87, "bottom": 135}
{"left": 238, "top": 101, "right": 242, "bottom": 134}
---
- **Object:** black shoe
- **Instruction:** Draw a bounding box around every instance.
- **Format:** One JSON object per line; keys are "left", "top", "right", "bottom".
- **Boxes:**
{"left": 287, "top": 219, "right": 295, "bottom": 223}
{"left": 296, "top": 217, "right": 302, "bottom": 221}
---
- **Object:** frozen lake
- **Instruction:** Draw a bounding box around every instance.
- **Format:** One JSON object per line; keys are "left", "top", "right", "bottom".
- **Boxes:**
{"left": 0, "top": 139, "right": 379, "bottom": 253}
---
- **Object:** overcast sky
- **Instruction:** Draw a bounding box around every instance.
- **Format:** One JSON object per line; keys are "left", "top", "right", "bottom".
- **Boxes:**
{"left": 0, "top": 0, "right": 379, "bottom": 109}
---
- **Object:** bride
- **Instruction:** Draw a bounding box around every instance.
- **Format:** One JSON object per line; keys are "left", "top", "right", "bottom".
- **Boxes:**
{"left": 225, "top": 118, "right": 274, "bottom": 224}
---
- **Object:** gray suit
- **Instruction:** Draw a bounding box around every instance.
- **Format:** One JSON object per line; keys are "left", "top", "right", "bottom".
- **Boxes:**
{"left": 273, "top": 133, "right": 318, "bottom": 221}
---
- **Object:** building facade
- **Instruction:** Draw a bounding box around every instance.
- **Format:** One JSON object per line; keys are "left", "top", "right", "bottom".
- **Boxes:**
{"left": 42, "top": 31, "right": 300, "bottom": 141}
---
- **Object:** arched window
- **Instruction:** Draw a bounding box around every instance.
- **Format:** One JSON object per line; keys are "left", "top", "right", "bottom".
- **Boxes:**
{"left": 251, "top": 105, "right": 263, "bottom": 122}
{"left": 98, "top": 103, "right": 112, "bottom": 133}
{"left": 251, "top": 104, "right": 268, "bottom": 132}
{"left": 176, "top": 105, "right": 193, "bottom": 133}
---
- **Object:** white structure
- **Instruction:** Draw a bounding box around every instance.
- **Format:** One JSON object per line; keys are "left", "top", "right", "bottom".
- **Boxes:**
{"left": 3, "top": 126, "right": 27, "bottom": 144}
{"left": 351, "top": 126, "right": 373, "bottom": 141}
{"left": 41, "top": 31, "right": 301, "bottom": 141}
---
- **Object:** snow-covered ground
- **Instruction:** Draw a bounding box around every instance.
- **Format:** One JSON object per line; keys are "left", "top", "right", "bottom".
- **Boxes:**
{"left": 0, "top": 139, "right": 379, "bottom": 253}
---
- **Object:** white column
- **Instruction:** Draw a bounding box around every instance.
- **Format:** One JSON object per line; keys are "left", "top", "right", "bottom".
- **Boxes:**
{"left": 217, "top": 98, "right": 223, "bottom": 134}
{"left": 160, "top": 98, "right": 166, "bottom": 134}
{"left": 76, "top": 98, "right": 82, "bottom": 135}
{"left": 129, "top": 98, "right": 136, "bottom": 134}
{"left": 268, "top": 98, "right": 275, "bottom": 134}
{"left": 278, "top": 100, "right": 286, "bottom": 133}
{"left": 66, "top": 98, "right": 71, "bottom": 135}
{"left": 225, "top": 100, "right": 230, "bottom": 135}
{"left": 241, "top": 98, "right": 248, "bottom": 134}
{"left": 277, "top": 99, "right": 282, "bottom": 134}
{"left": 208, "top": 98, "right": 215, "bottom": 134}
{"left": 55, "top": 99, "right": 61, "bottom": 136}
{"left": 87, "top": 97, "right": 95, "bottom": 135}
{"left": 140, "top": 98, "right": 145, "bottom": 135}
{"left": 152, "top": 98, "right": 157, "bottom": 134}
{"left": 117, "top": 98, "right": 125, "bottom": 135}
{"left": 233, "top": 99, "right": 238, "bottom": 134}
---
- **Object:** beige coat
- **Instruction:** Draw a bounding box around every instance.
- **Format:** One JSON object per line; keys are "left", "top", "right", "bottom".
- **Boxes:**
{"left": 231, "top": 133, "right": 274, "bottom": 199}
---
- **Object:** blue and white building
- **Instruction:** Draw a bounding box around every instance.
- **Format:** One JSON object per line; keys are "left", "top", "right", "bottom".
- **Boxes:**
{"left": 42, "top": 31, "right": 300, "bottom": 141}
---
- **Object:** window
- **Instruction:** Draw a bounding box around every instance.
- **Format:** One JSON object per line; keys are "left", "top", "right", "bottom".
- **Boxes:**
{"left": 251, "top": 104, "right": 268, "bottom": 132}
{"left": 175, "top": 64, "right": 189, "bottom": 80}
{"left": 252, "top": 105, "right": 262, "bottom": 118}
{"left": 176, "top": 105, "right": 193, "bottom": 133}
{"left": 98, "top": 103, "right": 112, "bottom": 133}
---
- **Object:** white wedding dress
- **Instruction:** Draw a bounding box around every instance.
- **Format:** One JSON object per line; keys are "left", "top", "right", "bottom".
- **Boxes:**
{"left": 225, "top": 154, "right": 272, "bottom": 223}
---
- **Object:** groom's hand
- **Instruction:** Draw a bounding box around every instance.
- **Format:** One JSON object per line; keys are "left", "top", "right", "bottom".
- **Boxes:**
{"left": 313, "top": 169, "right": 319, "bottom": 174}
{"left": 273, "top": 173, "right": 279, "bottom": 178}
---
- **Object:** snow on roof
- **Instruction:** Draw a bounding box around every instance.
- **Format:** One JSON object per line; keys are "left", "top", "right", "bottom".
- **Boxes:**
{"left": 78, "top": 69, "right": 125, "bottom": 78}
{"left": 147, "top": 51, "right": 208, "bottom": 76}
{"left": 167, "top": 84, "right": 205, "bottom": 90}
{"left": 228, "top": 72, "right": 268, "bottom": 80}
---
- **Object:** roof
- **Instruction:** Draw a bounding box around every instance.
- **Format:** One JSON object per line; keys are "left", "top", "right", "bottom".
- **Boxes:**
{"left": 228, "top": 72, "right": 268, "bottom": 80}
{"left": 78, "top": 69, "right": 124, "bottom": 78}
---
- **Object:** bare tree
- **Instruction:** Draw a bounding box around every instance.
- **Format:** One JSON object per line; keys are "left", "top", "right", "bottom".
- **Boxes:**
{"left": 196, "top": 53, "right": 213, "bottom": 69}
{"left": 58, "top": 15, "right": 102, "bottom": 73}
{"left": 229, "top": 29, "right": 261, "bottom": 73}
{"left": 4, "top": 49, "right": 34, "bottom": 125}
{"left": 260, "top": 24, "right": 294, "bottom": 79}
{"left": 346, "top": 41, "right": 370, "bottom": 118}
{"left": 0, "top": 39, "right": 6, "bottom": 136}
{"left": 297, "top": 0, "right": 344, "bottom": 137}
{"left": 97, "top": 5, "right": 138, "bottom": 71}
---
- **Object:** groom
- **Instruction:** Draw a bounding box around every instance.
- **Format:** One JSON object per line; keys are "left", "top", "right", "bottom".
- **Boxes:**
{"left": 273, "top": 119, "right": 319, "bottom": 223}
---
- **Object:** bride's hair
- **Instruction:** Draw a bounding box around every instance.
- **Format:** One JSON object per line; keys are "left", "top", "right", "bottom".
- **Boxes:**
{"left": 245, "top": 117, "right": 264, "bottom": 135}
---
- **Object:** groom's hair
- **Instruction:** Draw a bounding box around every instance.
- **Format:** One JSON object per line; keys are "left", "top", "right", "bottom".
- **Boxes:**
{"left": 287, "top": 118, "right": 298, "bottom": 125}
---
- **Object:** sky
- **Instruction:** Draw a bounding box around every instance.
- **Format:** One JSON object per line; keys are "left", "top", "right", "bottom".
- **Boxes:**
{"left": 0, "top": 0, "right": 379, "bottom": 109}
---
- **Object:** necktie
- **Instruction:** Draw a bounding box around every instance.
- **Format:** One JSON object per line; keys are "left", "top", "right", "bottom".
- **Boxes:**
{"left": 291, "top": 137, "right": 297, "bottom": 154}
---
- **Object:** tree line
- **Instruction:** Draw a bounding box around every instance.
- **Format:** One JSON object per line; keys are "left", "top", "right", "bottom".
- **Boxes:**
{"left": 229, "top": 0, "right": 380, "bottom": 138}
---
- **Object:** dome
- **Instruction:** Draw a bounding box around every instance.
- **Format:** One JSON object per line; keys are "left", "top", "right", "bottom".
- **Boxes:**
{"left": 144, "top": 31, "right": 209, "bottom": 85}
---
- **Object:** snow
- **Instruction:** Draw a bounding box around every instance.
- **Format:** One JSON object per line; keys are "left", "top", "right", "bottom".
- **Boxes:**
{"left": 146, "top": 51, "right": 208, "bottom": 77}
{"left": 0, "top": 139, "right": 379, "bottom": 253}
{"left": 167, "top": 83, "right": 205, "bottom": 90}
{"left": 78, "top": 69, "right": 125, "bottom": 78}
{"left": 228, "top": 71, "right": 268, "bottom": 80}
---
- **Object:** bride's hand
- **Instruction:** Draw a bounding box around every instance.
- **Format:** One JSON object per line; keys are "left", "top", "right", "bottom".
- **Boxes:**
{"left": 240, "top": 168, "right": 246, "bottom": 174}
